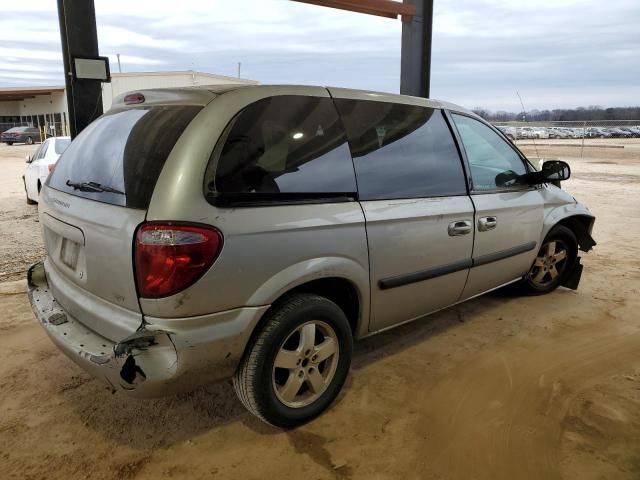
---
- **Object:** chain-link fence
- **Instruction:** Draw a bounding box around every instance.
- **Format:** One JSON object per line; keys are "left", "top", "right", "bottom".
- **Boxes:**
{"left": 492, "top": 120, "right": 640, "bottom": 162}
{"left": 493, "top": 120, "right": 640, "bottom": 139}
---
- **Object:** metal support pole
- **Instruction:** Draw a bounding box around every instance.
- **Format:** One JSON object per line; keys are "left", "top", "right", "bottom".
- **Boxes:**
{"left": 400, "top": 0, "right": 433, "bottom": 98}
{"left": 57, "top": 0, "right": 103, "bottom": 138}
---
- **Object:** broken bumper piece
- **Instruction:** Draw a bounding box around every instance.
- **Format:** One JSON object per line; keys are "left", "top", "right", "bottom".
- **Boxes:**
{"left": 28, "top": 261, "right": 269, "bottom": 397}
{"left": 28, "top": 262, "right": 177, "bottom": 396}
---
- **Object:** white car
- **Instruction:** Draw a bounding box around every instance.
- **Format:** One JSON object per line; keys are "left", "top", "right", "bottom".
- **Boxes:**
{"left": 23, "top": 136, "right": 71, "bottom": 204}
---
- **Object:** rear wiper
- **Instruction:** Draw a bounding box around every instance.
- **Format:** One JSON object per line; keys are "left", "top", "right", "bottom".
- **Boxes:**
{"left": 66, "top": 179, "right": 124, "bottom": 195}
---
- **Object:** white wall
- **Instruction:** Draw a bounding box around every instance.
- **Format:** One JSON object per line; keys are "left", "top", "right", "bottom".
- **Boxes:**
{"left": 18, "top": 91, "right": 67, "bottom": 116}
{"left": 0, "top": 71, "right": 258, "bottom": 126}
{"left": 0, "top": 101, "right": 20, "bottom": 117}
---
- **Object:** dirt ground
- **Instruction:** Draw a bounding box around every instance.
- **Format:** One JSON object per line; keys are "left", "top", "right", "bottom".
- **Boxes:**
{"left": 1, "top": 141, "right": 639, "bottom": 480}
{"left": 0, "top": 144, "right": 45, "bottom": 282}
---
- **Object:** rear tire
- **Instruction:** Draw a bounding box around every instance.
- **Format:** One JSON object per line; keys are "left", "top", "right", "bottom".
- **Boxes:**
{"left": 6, "top": 142, "right": 13, "bottom": 146}
{"left": 233, "top": 293, "right": 353, "bottom": 428}
{"left": 517, "top": 225, "right": 578, "bottom": 295}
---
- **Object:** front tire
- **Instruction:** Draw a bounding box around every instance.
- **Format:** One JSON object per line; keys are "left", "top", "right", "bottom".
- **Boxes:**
{"left": 25, "top": 136, "right": 34, "bottom": 145}
{"left": 518, "top": 225, "right": 578, "bottom": 295}
{"left": 233, "top": 293, "right": 353, "bottom": 428}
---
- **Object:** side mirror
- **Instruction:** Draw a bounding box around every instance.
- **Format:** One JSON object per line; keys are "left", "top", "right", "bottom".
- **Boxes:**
{"left": 542, "top": 160, "right": 571, "bottom": 183}
{"left": 526, "top": 160, "right": 571, "bottom": 187}
{"left": 25, "top": 155, "right": 32, "bottom": 163}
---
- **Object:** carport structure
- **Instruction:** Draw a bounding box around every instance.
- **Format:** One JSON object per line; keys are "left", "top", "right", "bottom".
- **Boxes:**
{"left": 0, "top": 86, "right": 68, "bottom": 134}
{"left": 56, "top": 0, "right": 433, "bottom": 137}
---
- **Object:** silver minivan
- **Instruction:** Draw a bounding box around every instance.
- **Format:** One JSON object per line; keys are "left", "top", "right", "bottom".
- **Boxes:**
{"left": 28, "top": 85, "right": 595, "bottom": 427}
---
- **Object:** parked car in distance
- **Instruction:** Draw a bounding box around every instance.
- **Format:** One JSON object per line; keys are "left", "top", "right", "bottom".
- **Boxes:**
{"left": 606, "top": 127, "right": 633, "bottom": 138}
{"left": 624, "top": 127, "right": 640, "bottom": 137}
{"left": 548, "top": 128, "right": 569, "bottom": 139}
{"left": 496, "top": 125, "right": 516, "bottom": 140}
{"left": 531, "top": 127, "right": 550, "bottom": 139}
{"left": 1, "top": 126, "right": 40, "bottom": 145}
{"left": 23, "top": 136, "right": 71, "bottom": 204}
{"left": 28, "top": 85, "right": 596, "bottom": 428}
{"left": 586, "top": 127, "right": 612, "bottom": 138}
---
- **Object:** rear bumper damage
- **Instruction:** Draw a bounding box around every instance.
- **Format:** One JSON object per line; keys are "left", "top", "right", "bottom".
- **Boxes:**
{"left": 28, "top": 261, "right": 268, "bottom": 397}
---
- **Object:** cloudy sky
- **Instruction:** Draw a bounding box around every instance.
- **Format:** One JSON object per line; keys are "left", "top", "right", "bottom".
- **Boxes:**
{"left": 0, "top": 0, "right": 638, "bottom": 111}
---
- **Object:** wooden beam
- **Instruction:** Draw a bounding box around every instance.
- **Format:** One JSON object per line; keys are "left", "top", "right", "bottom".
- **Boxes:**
{"left": 291, "top": 0, "right": 415, "bottom": 21}
{"left": 0, "top": 95, "right": 36, "bottom": 102}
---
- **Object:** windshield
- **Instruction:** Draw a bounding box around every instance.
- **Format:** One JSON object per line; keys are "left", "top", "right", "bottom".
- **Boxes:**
{"left": 47, "top": 105, "right": 201, "bottom": 209}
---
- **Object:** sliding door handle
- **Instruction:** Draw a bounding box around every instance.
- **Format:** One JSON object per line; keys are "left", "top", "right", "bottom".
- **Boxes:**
{"left": 448, "top": 220, "right": 472, "bottom": 236}
{"left": 478, "top": 216, "right": 498, "bottom": 231}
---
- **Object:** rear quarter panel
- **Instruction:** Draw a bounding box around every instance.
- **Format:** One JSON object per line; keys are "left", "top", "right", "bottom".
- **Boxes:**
{"left": 142, "top": 86, "right": 371, "bottom": 332}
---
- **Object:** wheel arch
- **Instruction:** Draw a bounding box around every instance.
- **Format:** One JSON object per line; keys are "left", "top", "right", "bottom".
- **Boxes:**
{"left": 545, "top": 213, "right": 596, "bottom": 252}
{"left": 245, "top": 275, "right": 365, "bottom": 359}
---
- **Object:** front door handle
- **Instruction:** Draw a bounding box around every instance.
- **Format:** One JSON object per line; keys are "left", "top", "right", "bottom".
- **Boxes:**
{"left": 478, "top": 216, "right": 498, "bottom": 231}
{"left": 448, "top": 220, "right": 472, "bottom": 236}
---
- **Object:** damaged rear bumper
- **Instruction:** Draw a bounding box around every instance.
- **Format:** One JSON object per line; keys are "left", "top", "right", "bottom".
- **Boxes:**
{"left": 28, "top": 261, "right": 268, "bottom": 397}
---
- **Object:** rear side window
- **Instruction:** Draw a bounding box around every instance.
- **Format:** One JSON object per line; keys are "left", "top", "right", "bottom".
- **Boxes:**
{"left": 54, "top": 138, "right": 70, "bottom": 154}
{"left": 208, "top": 95, "right": 356, "bottom": 204}
{"left": 334, "top": 99, "right": 467, "bottom": 200}
{"left": 48, "top": 106, "right": 201, "bottom": 209}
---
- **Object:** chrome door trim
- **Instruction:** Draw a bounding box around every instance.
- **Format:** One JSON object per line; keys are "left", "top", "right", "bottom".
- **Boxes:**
{"left": 378, "top": 258, "right": 473, "bottom": 290}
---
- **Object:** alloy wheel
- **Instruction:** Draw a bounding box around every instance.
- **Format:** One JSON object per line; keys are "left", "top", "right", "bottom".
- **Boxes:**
{"left": 529, "top": 240, "right": 569, "bottom": 287}
{"left": 272, "top": 320, "right": 339, "bottom": 408}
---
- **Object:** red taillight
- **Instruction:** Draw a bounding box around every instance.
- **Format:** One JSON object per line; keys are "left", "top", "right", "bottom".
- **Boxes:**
{"left": 134, "top": 223, "right": 223, "bottom": 298}
{"left": 48, "top": 163, "right": 55, "bottom": 173}
{"left": 124, "top": 93, "right": 145, "bottom": 105}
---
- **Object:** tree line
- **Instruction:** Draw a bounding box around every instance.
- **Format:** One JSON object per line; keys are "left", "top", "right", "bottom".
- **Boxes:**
{"left": 471, "top": 106, "right": 640, "bottom": 122}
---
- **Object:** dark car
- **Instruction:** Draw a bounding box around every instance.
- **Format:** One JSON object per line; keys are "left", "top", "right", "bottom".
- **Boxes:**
{"left": 605, "top": 128, "right": 633, "bottom": 138}
{"left": 1, "top": 126, "right": 40, "bottom": 145}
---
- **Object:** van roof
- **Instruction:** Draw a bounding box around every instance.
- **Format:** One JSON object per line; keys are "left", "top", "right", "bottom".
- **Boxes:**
{"left": 111, "top": 84, "right": 473, "bottom": 115}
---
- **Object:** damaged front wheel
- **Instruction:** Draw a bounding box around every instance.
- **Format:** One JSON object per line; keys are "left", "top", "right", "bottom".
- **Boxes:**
{"left": 518, "top": 225, "right": 578, "bottom": 295}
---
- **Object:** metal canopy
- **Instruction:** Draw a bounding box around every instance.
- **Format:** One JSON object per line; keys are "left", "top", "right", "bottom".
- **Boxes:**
{"left": 56, "top": 0, "right": 433, "bottom": 137}
{"left": 0, "top": 86, "right": 65, "bottom": 102}
{"left": 57, "top": 0, "right": 103, "bottom": 138}
{"left": 291, "top": 0, "right": 416, "bottom": 20}
{"left": 291, "top": 0, "right": 433, "bottom": 98}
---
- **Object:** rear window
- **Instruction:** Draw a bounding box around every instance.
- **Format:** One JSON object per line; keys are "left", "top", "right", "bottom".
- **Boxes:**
{"left": 48, "top": 106, "right": 201, "bottom": 209}
{"left": 206, "top": 95, "right": 356, "bottom": 206}
{"left": 7, "top": 127, "right": 26, "bottom": 133}
{"left": 54, "top": 138, "right": 70, "bottom": 154}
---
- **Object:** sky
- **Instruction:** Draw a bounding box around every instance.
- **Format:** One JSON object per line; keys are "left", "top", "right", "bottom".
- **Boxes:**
{"left": 0, "top": 0, "right": 638, "bottom": 112}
